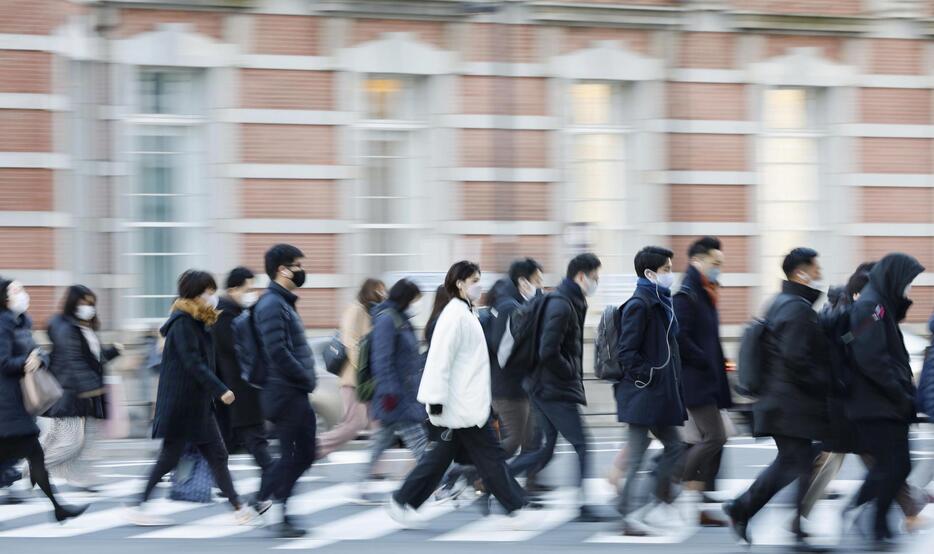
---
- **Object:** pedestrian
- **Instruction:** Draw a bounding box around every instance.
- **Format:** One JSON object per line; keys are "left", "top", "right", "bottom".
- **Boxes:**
{"left": 360, "top": 279, "right": 428, "bottom": 500}
{"left": 214, "top": 267, "right": 274, "bottom": 502}
{"left": 508, "top": 253, "right": 606, "bottom": 522}
{"left": 388, "top": 261, "right": 531, "bottom": 528}
{"left": 0, "top": 278, "right": 88, "bottom": 522}
{"left": 724, "top": 248, "right": 832, "bottom": 552}
{"left": 38, "top": 285, "right": 123, "bottom": 491}
{"left": 614, "top": 246, "right": 687, "bottom": 536}
{"left": 252, "top": 244, "right": 318, "bottom": 538}
{"left": 128, "top": 270, "right": 255, "bottom": 526}
{"left": 317, "top": 278, "right": 386, "bottom": 459}
{"left": 424, "top": 285, "right": 449, "bottom": 347}
{"left": 673, "top": 238, "right": 730, "bottom": 527}
{"left": 844, "top": 253, "right": 924, "bottom": 550}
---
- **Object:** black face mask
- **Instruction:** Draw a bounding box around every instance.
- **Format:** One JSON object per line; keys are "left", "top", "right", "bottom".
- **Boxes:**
{"left": 290, "top": 269, "right": 306, "bottom": 288}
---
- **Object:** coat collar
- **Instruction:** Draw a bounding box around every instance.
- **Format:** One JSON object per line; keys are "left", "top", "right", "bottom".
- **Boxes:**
{"left": 268, "top": 281, "right": 298, "bottom": 307}
{"left": 782, "top": 280, "right": 823, "bottom": 306}
{"left": 218, "top": 295, "right": 243, "bottom": 316}
{"left": 169, "top": 298, "right": 220, "bottom": 327}
{"left": 556, "top": 278, "right": 588, "bottom": 314}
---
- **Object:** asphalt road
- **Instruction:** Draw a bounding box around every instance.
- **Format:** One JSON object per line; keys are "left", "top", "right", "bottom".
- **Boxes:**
{"left": 0, "top": 428, "right": 933, "bottom": 554}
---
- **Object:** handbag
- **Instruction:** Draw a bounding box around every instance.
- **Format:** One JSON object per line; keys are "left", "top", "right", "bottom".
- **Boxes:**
{"left": 323, "top": 334, "right": 348, "bottom": 376}
{"left": 20, "top": 367, "right": 64, "bottom": 416}
{"left": 170, "top": 446, "right": 215, "bottom": 503}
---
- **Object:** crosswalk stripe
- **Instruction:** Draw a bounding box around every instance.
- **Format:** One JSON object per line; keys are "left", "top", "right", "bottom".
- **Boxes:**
{"left": 586, "top": 527, "right": 699, "bottom": 544}
{"left": 0, "top": 500, "right": 203, "bottom": 538}
{"left": 0, "top": 503, "right": 50, "bottom": 523}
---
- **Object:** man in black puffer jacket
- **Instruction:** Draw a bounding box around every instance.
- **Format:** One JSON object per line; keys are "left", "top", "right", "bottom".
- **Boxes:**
{"left": 252, "top": 244, "right": 316, "bottom": 539}
{"left": 845, "top": 253, "right": 924, "bottom": 550}
{"left": 509, "top": 253, "right": 604, "bottom": 522}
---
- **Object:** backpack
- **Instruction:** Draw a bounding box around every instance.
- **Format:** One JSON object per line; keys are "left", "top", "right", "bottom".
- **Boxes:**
{"left": 232, "top": 309, "right": 265, "bottom": 389}
{"left": 356, "top": 309, "right": 404, "bottom": 402}
{"left": 736, "top": 295, "right": 807, "bottom": 396}
{"left": 498, "top": 293, "right": 556, "bottom": 373}
{"left": 594, "top": 305, "right": 623, "bottom": 381}
{"left": 478, "top": 306, "right": 499, "bottom": 356}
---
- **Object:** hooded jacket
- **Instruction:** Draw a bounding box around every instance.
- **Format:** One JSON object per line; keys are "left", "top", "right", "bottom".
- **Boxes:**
{"left": 846, "top": 253, "right": 924, "bottom": 423}
{"left": 151, "top": 299, "right": 229, "bottom": 441}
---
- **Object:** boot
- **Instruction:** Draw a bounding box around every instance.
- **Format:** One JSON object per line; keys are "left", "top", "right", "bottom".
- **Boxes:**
{"left": 54, "top": 503, "right": 89, "bottom": 523}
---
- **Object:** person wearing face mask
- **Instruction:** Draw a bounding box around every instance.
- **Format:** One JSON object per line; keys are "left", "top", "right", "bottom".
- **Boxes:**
{"left": 317, "top": 278, "right": 387, "bottom": 460}
{"left": 724, "top": 248, "right": 832, "bottom": 552}
{"left": 388, "top": 261, "right": 534, "bottom": 529}
{"left": 842, "top": 253, "right": 924, "bottom": 550}
{"left": 251, "top": 244, "right": 317, "bottom": 538}
{"left": 508, "top": 253, "right": 607, "bottom": 522}
{"left": 38, "top": 285, "right": 122, "bottom": 491}
{"left": 672, "top": 237, "right": 731, "bottom": 526}
{"left": 614, "top": 246, "right": 687, "bottom": 536}
{"left": 0, "top": 278, "right": 88, "bottom": 523}
{"left": 212, "top": 266, "right": 274, "bottom": 491}
{"left": 360, "top": 279, "right": 428, "bottom": 498}
{"left": 129, "top": 270, "right": 255, "bottom": 526}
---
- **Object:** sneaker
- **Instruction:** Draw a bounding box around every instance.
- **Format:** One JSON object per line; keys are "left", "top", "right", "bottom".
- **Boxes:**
{"left": 252, "top": 499, "right": 273, "bottom": 516}
{"left": 270, "top": 520, "right": 307, "bottom": 539}
{"left": 576, "top": 505, "right": 613, "bottom": 523}
{"left": 434, "top": 475, "right": 468, "bottom": 504}
{"left": 234, "top": 506, "right": 260, "bottom": 526}
{"left": 642, "top": 501, "right": 683, "bottom": 530}
{"left": 622, "top": 514, "right": 661, "bottom": 537}
{"left": 387, "top": 497, "right": 424, "bottom": 530}
{"left": 126, "top": 505, "right": 171, "bottom": 527}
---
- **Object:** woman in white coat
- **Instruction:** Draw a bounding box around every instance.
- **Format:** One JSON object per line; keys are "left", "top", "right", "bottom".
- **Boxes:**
{"left": 387, "top": 261, "right": 529, "bottom": 526}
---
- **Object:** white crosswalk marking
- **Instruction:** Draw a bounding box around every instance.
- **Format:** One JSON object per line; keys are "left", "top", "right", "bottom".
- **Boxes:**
{"left": 0, "top": 500, "right": 203, "bottom": 538}
{"left": 433, "top": 487, "right": 578, "bottom": 542}
{"left": 0, "top": 503, "right": 50, "bottom": 523}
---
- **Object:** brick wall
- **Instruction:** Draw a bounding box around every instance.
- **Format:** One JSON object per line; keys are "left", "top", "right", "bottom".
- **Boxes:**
{"left": 351, "top": 19, "right": 445, "bottom": 48}
{"left": 764, "top": 35, "right": 843, "bottom": 61}
{"left": 241, "top": 180, "right": 339, "bottom": 219}
{"left": 0, "top": 228, "right": 55, "bottom": 268}
{"left": 465, "top": 235, "right": 554, "bottom": 274}
{"left": 294, "top": 289, "right": 339, "bottom": 328}
{"left": 240, "top": 70, "right": 334, "bottom": 110}
{"left": 678, "top": 33, "right": 736, "bottom": 69}
{"left": 668, "top": 235, "right": 750, "bottom": 273}
{"left": 19, "top": 286, "right": 58, "bottom": 329}
{"left": 860, "top": 89, "right": 931, "bottom": 124}
{"left": 0, "top": 51, "right": 52, "bottom": 93}
{"left": 718, "top": 287, "right": 751, "bottom": 325}
{"left": 116, "top": 8, "right": 224, "bottom": 40}
{"left": 869, "top": 39, "right": 924, "bottom": 75}
{"left": 467, "top": 24, "right": 538, "bottom": 63}
{"left": 669, "top": 134, "right": 748, "bottom": 171}
{"left": 0, "top": 0, "right": 67, "bottom": 35}
{"left": 240, "top": 125, "right": 335, "bottom": 164}
{"left": 460, "top": 76, "right": 548, "bottom": 116}
{"left": 460, "top": 182, "right": 551, "bottom": 220}
{"left": 0, "top": 170, "right": 54, "bottom": 211}
{"left": 732, "top": 0, "right": 862, "bottom": 16}
{"left": 667, "top": 83, "right": 747, "bottom": 120}
{"left": 252, "top": 15, "right": 320, "bottom": 56}
{"left": 861, "top": 188, "right": 933, "bottom": 223}
{"left": 861, "top": 237, "right": 934, "bottom": 270}
{"left": 0, "top": 110, "right": 52, "bottom": 152}
{"left": 460, "top": 129, "right": 550, "bottom": 167}
{"left": 242, "top": 234, "right": 338, "bottom": 274}
{"left": 906, "top": 287, "right": 934, "bottom": 324}
{"left": 562, "top": 27, "right": 651, "bottom": 55}
{"left": 669, "top": 185, "right": 749, "bottom": 222}
{"left": 860, "top": 138, "right": 932, "bottom": 174}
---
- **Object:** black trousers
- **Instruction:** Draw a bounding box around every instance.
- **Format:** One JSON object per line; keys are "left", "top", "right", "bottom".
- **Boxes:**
{"left": 855, "top": 420, "right": 912, "bottom": 540}
{"left": 734, "top": 435, "right": 813, "bottom": 536}
{"left": 509, "top": 398, "right": 589, "bottom": 488}
{"left": 0, "top": 434, "right": 64, "bottom": 510}
{"left": 233, "top": 424, "right": 274, "bottom": 472}
{"left": 258, "top": 399, "right": 316, "bottom": 507}
{"left": 141, "top": 420, "right": 240, "bottom": 507}
{"left": 394, "top": 420, "right": 526, "bottom": 513}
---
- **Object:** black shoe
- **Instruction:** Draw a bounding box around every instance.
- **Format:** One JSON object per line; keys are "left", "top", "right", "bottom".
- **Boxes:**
{"left": 54, "top": 503, "right": 89, "bottom": 523}
{"left": 793, "top": 538, "right": 831, "bottom": 553}
{"left": 0, "top": 494, "right": 24, "bottom": 505}
{"left": 576, "top": 505, "right": 613, "bottom": 523}
{"left": 525, "top": 477, "right": 554, "bottom": 495}
{"left": 271, "top": 520, "right": 307, "bottom": 539}
{"left": 866, "top": 538, "right": 899, "bottom": 552}
{"left": 722, "top": 501, "right": 751, "bottom": 545}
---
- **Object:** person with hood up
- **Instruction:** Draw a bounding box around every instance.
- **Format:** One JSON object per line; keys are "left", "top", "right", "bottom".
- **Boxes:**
{"left": 844, "top": 253, "right": 924, "bottom": 551}
{"left": 128, "top": 270, "right": 256, "bottom": 527}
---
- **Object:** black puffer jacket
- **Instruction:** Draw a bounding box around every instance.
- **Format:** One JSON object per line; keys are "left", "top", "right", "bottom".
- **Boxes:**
{"left": 846, "top": 253, "right": 924, "bottom": 424}
{"left": 0, "top": 311, "right": 39, "bottom": 439}
{"left": 753, "top": 281, "right": 831, "bottom": 440}
{"left": 45, "top": 315, "right": 120, "bottom": 418}
{"left": 527, "top": 278, "right": 587, "bottom": 405}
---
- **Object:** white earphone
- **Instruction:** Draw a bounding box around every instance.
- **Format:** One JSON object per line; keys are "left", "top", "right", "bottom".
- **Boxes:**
{"left": 634, "top": 273, "right": 676, "bottom": 389}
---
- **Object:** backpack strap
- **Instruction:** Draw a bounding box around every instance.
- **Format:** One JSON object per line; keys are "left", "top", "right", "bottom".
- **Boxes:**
{"left": 841, "top": 309, "right": 879, "bottom": 346}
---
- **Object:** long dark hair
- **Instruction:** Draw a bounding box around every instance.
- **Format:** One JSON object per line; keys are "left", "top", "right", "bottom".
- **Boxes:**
{"left": 62, "top": 284, "right": 100, "bottom": 330}
{"left": 443, "top": 260, "right": 481, "bottom": 301}
{"left": 425, "top": 285, "right": 450, "bottom": 345}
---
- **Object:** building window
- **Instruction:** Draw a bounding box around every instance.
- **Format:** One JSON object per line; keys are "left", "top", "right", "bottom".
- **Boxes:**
{"left": 567, "top": 82, "right": 628, "bottom": 271}
{"left": 357, "top": 75, "right": 426, "bottom": 276}
{"left": 759, "top": 88, "right": 823, "bottom": 289}
{"left": 125, "top": 69, "right": 205, "bottom": 321}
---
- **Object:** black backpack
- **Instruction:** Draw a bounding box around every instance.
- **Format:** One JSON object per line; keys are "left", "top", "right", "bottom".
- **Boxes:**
{"left": 498, "top": 293, "right": 554, "bottom": 373}
{"left": 594, "top": 305, "right": 623, "bottom": 382}
{"left": 232, "top": 309, "right": 265, "bottom": 389}
{"left": 736, "top": 295, "right": 807, "bottom": 397}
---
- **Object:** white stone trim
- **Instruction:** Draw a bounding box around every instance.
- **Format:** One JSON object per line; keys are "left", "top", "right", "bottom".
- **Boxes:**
{"left": 657, "top": 119, "right": 757, "bottom": 134}
{"left": 440, "top": 220, "right": 563, "bottom": 235}
{"left": 450, "top": 168, "right": 559, "bottom": 182}
{"left": 459, "top": 62, "right": 548, "bottom": 78}
{"left": 0, "top": 33, "right": 55, "bottom": 51}
{"left": 550, "top": 40, "right": 664, "bottom": 81}
{"left": 716, "top": 273, "right": 761, "bottom": 287}
{"left": 669, "top": 69, "right": 746, "bottom": 84}
{"left": 845, "top": 174, "right": 934, "bottom": 187}
{"left": 664, "top": 222, "right": 757, "bottom": 235}
{"left": 114, "top": 24, "right": 238, "bottom": 68}
{"left": 220, "top": 109, "right": 353, "bottom": 125}
{"left": 0, "top": 270, "right": 72, "bottom": 287}
{"left": 440, "top": 114, "right": 560, "bottom": 130}
{"left": 337, "top": 32, "right": 452, "bottom": 75}
{"left": 0, "top": 153, "right": 69, "bottom": 169}
{"left": 220, "top": 219, "right": 350, "bottom": 234}
{"left": 664, "top": 171, "right": 756, "bottom": 185}
{"left": 227, "top": 164, "right": 353, "bottom": 179}
{"left": 238, "top": 54, "right": 332, "bottom": 71}
{"left": 837, "top": 123, "right": 934, "bottom": 138}
{"left": 253, "top": 273, "right": 349, "bottom": 289}
{"left": 911, "top": 274, "right": 934, "bottom": 287}
{"left": 0, "top": 211, "right": 72, "bottom": 228}
{"left": 749, "top": 47, "right": 857, "bottom": 87}
{"left": 859, "top": 75, "right": 933, "bottom": 89}
{"left": 846, "top": 223, "right": 934, "bottom": 236}
{"left": 0, "top": 93, "right": 68, "bottom": 111}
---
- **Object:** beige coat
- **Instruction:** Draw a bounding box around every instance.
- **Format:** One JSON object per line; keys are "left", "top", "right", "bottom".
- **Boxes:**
{"left": 338, "top": 301, "right": 371, "bottom": 388}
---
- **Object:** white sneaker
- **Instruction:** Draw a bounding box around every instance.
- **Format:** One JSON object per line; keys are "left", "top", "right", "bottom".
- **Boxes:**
{"left": 234, "top": 506, "right": 260, "bottom": 526}
{"left": 642, "top": 501, "right": 683, "bottom": 530}
{"left": 676, "top": 491, "right": 702, "bottom": 525}
{"left": 126, "top": 505, "right": 171, "bottom": 527}
{"left": 387, "top": 497, "right": 424, "bottom": 530}
{"left": 623, "top": 513, "right": 662, "bottom": 536}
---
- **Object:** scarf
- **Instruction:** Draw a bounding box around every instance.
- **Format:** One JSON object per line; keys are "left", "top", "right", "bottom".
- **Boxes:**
{"left": 636, "top": 277, "right": 679, "bottom": 337}
{"left": 700, "top": 271, "right": 720, "bottom": 307}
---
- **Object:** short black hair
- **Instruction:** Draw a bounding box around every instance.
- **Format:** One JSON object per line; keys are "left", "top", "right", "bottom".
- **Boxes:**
{"left": 62, "top": 284, "right": 99, "bottom": 330}
{"left": 264, "top": 244, "right": 305, "bottom": 280}
{"left": 444, "top": 260, "right": 481, "bottom": 300}
{"left": 388, "top": 278, "right": 421, "bottom": 311}
{"left": 508, "top": 258, "right": 543, "bottom": 287}
{"left": 634, "top": 246, "right": 674, "bottom": 277}
{"left": 782, "top": 247, "right": 819, "bottom": 278}
{"left": 566, "top": 253, "right": 602, "bottom": 280}
{"left": 844, "top": 261, "right": 876, "bottom": 301}
{"left": 688, "top": 236, "right": 722, "bottom": 259}
{"left": 177, "top": 270, "right": 218, "bottom": 300}
{"left": 0, "top": 278, "right": 11, "bottom": 313}
{"left": 226, "top": 266, "right": 255, "bottom": 290}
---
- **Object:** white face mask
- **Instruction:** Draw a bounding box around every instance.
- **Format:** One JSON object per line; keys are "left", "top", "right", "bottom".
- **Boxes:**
{"left": 706, "top": 267, "right": 722, "bottom": 283}
{"left": 8, "top": 291, "right": 29, "bottom": 315}
{"left": 518, "top": 278, "right": 539, "bottom": 302}
{"left": 407, "top": 298, "right": 423, "bottom": 318}
{"left": 75, "top": 305, "right": 96, "bottom": 321}
{"left": 580, "top": 275, "right": 598, "bottom": 297}
{"left": 240, "top": 291, "right": 259, "bottom": 308}
{"left": 466, "top": 282, "right": 483, "bottom": 303}
{"left": 647, "top": 270, "right": 675, "bottom": 290}
{"left": 798, "top": 271, "right": 824, "bottom": 292}
{"left": 904, "top": 283, "right": 913, "bottom": 298}
{"left": 202, "top": 293, "right": 219, "bottom": 310}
